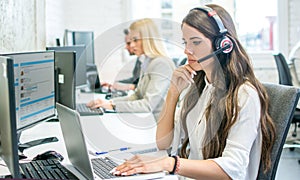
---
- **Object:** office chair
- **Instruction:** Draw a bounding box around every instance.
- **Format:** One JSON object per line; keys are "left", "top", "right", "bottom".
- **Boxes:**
{"left": 273, "top": 53, "right": 300, "bottom": 148}
{"left": 257, "top": 83, "right": 300, "bottom": 179}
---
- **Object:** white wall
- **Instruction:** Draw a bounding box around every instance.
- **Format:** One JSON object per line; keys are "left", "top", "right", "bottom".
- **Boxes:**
{"left": 45, "top": 0, "right": 65, "bottom": 47}
{"left": 1, "top": 0, "right": 299, "bottom": 84}
{"left": 289, "top": 0, "right": 300, "bottom": 52}
{"left": 45, "top": 0, "right": 134, "bottom": 83}
{"left": 0, "top": 0, "right": 45, "bottom": 52}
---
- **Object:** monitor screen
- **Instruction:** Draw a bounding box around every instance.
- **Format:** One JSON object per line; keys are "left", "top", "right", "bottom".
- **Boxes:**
{"left": 63, "top": 29, "right": 74, "bottom": 46}
{"left": 1, "top": 51, "right": 56, "bottom": 132}
{"left": 54, "top": 51, "right": 76, "bottom": 109}
{"left": 46, "top": 45, "right": 87, "bottom": 88}
{"left": 73, "top": 31, "right": 95, "bottom": 64}
{"left": 0, "top": 56, "right": 22, "bottom": 178}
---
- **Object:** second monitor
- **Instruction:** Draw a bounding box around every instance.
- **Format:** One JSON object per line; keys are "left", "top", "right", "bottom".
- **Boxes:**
{"left": 54, "top": 51, "right": 103, "bottom": 116}
{"left": 46, "top": 45, "right": 87, "bottom": 89}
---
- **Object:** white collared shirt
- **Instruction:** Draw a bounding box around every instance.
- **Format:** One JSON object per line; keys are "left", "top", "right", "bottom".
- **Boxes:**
{"left": 171, "top": 79, "right": 262, "bottom": 180}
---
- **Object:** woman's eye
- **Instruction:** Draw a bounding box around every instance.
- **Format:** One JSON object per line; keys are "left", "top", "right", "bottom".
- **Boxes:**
{"left": 132, "top": 37, "right": 140, "bottom": 42}
{"left": 182, "top": 41, "right": 187, "bottom": 45}
{"left": 192, "top": 41, "right": 201, "bottom": 45}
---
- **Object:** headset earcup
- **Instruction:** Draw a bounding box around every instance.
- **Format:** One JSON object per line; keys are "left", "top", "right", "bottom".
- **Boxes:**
{"left": 215, "top": 36, "right": 233, "bottom": 54}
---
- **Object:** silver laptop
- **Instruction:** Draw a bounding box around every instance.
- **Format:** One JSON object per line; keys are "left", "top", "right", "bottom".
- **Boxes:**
{"left": 56, "top": 103, "right": 166, "bottom": 180}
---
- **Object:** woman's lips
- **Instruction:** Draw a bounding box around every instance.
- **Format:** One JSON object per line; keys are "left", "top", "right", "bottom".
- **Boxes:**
{"left": 188, "top": 59, "right": 197, "bottom": 64}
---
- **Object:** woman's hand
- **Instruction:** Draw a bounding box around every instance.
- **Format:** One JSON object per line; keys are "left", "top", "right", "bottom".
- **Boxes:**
{"left": 101, "top": 82, "right": 112, "bottom": 88}
{"left": 169, "top": 64, "right": 197, "bottom": 94}
{"left": 112, "top": 155, "right": 173, "bottom": 176}
{"left": 86, "top": 99, "right": 113, "bottom": 110}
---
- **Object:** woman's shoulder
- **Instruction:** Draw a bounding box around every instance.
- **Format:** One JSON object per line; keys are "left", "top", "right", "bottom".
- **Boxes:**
{"left": 151, "top": 56, "right": 172, "bottom": 62}
{"left": 150, "top": 56, "right": 175, "bottom": 67}
{"left": 237, "top": 82, "right": 260, "bottom": 105}
{"left": 239, "top": 82, "right": 258, "bottom": 95}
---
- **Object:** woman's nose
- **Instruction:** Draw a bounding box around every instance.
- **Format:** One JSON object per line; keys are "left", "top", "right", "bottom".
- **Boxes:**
{"left": 130, "top": 41, "right": 135, "bottom": 48}
{"left": 184, "top": 47, "right": 193, "bottom": 55}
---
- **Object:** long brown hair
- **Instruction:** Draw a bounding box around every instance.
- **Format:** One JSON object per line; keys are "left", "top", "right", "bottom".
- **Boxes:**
{"left": 179, "top": 4, "right": 276, "bottom": 173}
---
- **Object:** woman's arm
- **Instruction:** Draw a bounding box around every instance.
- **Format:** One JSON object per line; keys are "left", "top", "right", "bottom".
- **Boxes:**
{"left": 156, "top": 87, "right": 180, "bottom": 149}
{"left": 114, "top": 155, "right": 230, "bottom": 180}
{"left": 111, "top": 58, "right": 175, "bottom": 113}
{"left": 157, "top": 63, "right": 197, "bottom": 149}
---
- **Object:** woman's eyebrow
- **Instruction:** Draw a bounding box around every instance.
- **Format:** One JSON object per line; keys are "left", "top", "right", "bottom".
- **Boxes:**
{"left": 182, "top": 37, "right": 202, "bottom": 41}
{"left": 190, "top": 37, "right": 202, "bottom": 40}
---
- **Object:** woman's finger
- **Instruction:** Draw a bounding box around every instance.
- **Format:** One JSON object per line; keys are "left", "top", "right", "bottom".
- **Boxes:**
{"left": 185, "top": 64, "right": 197, "bottom": 76}
{"left": 174, "top": 68, "right": 194, "bottom": 83}
{"left": 122, "top": 166, "right": 146, "bottom": 176}
{"left": 115, "top": 161, "right": 144, "bottom": 175}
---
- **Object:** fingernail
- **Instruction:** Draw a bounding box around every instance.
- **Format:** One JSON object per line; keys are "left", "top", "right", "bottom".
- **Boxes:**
{"left": 193, "top": 71, "right": 197, "bottom": 75}
{"left": 191, "top": 74, "right": 194, "bottom": 79}
{"left": 191, "top": 79, "right": 195, "bottom": 83}
{"left": 121, "top": 172, "right": 127, "bottom": 176}
{"left": 109, "top": 168, "right": 116, "bottom": 174}
{"left": 113, "top": 171, "right": 120, "bottom": 175}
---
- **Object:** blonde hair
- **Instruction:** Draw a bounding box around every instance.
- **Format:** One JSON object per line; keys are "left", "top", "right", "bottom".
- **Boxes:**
{"left": 129, "top": 18, "right": 168, "bottom": 58}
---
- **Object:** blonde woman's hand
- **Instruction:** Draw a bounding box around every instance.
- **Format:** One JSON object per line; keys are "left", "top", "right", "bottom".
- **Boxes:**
{"left": 86, "top": 99, "right": 112, "bottom": 110}
{"left": 169, "top": 64, "right": 197, "bottom": 94}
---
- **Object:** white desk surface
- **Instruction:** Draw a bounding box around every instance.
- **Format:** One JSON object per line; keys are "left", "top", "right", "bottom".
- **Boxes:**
{"left": 0, "top": 91, "right": 177, "bottom": 179}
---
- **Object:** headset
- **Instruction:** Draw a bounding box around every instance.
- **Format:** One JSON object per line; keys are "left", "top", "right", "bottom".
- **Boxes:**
{"left": 191, "top": 6, "right": 233, "bottom": 56}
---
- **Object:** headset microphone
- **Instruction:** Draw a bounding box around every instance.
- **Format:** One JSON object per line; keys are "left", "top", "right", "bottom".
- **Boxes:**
{"left": 197, "top": 43, "right": 231, "bottom": 63}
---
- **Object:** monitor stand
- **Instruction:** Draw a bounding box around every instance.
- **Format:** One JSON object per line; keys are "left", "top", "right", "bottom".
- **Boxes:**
{"left": 17, "top": 132, "right": 59, "bottom": 154}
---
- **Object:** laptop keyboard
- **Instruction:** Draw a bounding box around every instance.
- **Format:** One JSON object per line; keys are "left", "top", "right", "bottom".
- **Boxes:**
{"left": 91, "top": 157, "right": 118, "bottom": 179}
{"left": 76, "top": 103, "right": 104, "bottom": 115}
{"left": 20, "top": 159, "right": 78, "bottom": 179}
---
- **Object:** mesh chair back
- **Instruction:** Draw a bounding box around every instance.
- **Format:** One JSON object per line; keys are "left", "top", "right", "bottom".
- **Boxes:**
{"left": 257, "top": 83, "right": 300, "bottom": 179}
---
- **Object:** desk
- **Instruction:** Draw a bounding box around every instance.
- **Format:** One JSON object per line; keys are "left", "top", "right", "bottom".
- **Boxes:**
{"left": 1, "top": 91, "right": 177, "bottom": 179}
{"left": 76, "top": 90, "right": 159, "bottom": 151}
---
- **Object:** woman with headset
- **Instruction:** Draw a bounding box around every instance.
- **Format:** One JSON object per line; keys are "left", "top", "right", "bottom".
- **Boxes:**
{"left": 112, "top": 4, "right": 276, "bottom": 179}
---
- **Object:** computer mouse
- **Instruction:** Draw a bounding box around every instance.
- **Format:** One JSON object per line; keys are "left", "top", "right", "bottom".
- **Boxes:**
{"left": 33, "top": 150, "right": 64, "bottom": 161}
{"left": 105, "top": 92, "right": 112, "bottom": 100}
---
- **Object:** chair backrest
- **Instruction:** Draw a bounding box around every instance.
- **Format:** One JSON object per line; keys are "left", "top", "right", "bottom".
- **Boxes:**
{"left": 273, "top": 53, "right": 293, "bottom": 86}
{"left": 257, "top": 83, "right": 300, "bottom": 180}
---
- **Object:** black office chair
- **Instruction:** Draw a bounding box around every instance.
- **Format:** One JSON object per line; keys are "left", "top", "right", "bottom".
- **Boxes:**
{"left": 273, "top": 53, "right": 300, "bottom": 148}
{"left": 257, "top": 83, "right": 300, "bottom": 179}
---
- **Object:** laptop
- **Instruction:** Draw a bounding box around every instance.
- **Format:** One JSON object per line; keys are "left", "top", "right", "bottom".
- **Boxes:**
{"left": 56, "top": 103, "right": 167, "bottom": 179}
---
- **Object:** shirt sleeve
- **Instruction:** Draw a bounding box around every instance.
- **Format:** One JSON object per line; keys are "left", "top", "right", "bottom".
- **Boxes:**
{"left": 212, "top": 84, "right": 261, "bottom": 179}
{"left": 112, "top": 57, "right": 175, "bottom": 114}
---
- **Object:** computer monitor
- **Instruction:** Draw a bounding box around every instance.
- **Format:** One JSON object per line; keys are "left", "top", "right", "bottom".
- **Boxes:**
{"left": 0, "top": 56, "right": 22, "bottom": 178}
{"left": 63, "top": 30, "right": 95, "bottom": 65}
{"left": 73, "top": 31, "right": 95, "bottom": 64}
{"left": 63, "top": 29, "right": 74, "bottom": 46}
{"left": 54, "top": 51, "right": 76, "bottom": 109}
{"left": 0, "top": 51, "right": 58, "bottom": 152}
{"left": 46, "top": 45, "right": 87, "bottom": 89}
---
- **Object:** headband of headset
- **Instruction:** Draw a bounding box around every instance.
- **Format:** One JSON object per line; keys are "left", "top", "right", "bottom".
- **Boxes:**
{"left": 191, "top": 6, "right": 228, "bottom": 35}
{"left": 191, "top": 6, "right": 233, "bottom": 54}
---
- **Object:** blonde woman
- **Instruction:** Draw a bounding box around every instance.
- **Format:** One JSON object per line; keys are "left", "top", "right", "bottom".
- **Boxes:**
{"left": 87, "top": 18, "right": 175, "bottom": 121}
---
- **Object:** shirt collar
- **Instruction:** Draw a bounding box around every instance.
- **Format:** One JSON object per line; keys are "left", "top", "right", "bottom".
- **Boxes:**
{"left": 203, "top": 76, "right": 214, "bottom": 93}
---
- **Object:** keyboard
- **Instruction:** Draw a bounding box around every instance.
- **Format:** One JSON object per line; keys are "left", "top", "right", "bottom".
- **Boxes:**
{"left": 76, "top": 103, "right": 104, "bottom": 116}
{"left": 91, "top": 157, "right": 118, "bottom": 179}
{"left": 20, "top": 159, "right": 78, "bottom": 179}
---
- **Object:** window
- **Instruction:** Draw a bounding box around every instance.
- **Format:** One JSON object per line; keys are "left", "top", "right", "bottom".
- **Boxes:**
{"left": 235, "top": 0, "right": 277, "bottom": 51}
